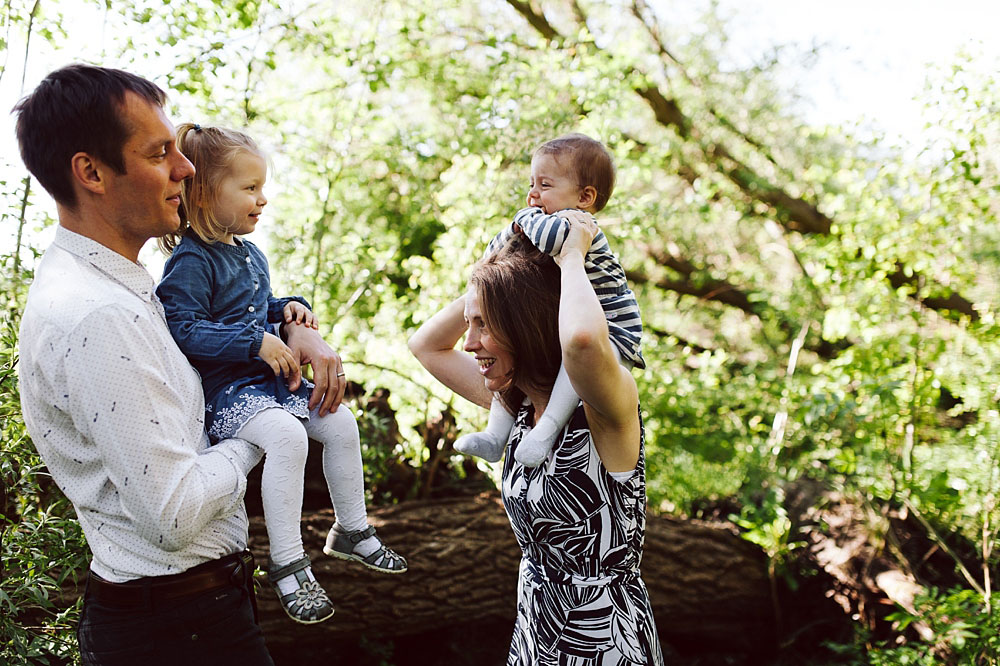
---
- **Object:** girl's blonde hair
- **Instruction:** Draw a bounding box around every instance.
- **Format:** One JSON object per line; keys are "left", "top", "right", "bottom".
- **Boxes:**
{"left": 157, "top": 123, "right": 264, "bottom": 254}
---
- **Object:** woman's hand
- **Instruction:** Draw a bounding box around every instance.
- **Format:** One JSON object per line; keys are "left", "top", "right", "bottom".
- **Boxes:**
{"left": 258, "top": 331, "right": 298, "bottom": 377}
{"left": 408, "top": 293, "right": 494, "bottom": 410}
{"left": 283, "top": 301, "right": 319, "bottom": 329}
{"left": 555, "top": 210, "right": 598, "bottom": 266}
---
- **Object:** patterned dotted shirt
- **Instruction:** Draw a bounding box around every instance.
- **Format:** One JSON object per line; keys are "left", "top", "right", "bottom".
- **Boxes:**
{"left": 18, "top": 226, "right": 259, "bottom": 582}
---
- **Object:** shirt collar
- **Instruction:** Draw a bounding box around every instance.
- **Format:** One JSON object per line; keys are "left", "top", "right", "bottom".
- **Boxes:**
{"left": 53, "top": 226, "right": 158, "bottom": 304}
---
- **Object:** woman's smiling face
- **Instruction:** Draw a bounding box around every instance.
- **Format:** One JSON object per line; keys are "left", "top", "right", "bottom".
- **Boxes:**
{"left": 463, "top": 288, "right": 514, "bottom": 393}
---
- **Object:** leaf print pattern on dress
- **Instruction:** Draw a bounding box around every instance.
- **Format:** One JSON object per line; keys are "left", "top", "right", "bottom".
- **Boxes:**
{"left": 501, "top": 402, "right": 665, "bottom": 665}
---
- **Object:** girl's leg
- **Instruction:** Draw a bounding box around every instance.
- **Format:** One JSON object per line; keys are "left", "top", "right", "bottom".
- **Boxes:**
{"left": 303, "top": 405, "right": 406, "bottom": 572}
{"left": 453, "top": 396, "right": 513, "bottom": 463}
{"left": 235, "top": 408, "right": 333, "bottom": 624}
{"left": 235, "top": 408, "right": 310, "bottom": 567}
{"left": 302, "top": 404, "right": 367, "bottom": 538}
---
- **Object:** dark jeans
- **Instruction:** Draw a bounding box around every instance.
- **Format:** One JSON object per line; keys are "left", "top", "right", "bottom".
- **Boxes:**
{"left": 77, "top": 573, "right": 273, "bottom": 666}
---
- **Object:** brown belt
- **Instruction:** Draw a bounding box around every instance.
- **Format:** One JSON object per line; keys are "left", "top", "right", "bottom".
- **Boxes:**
{"left": 86, "top": 551, "right": 254, "bottom": 608}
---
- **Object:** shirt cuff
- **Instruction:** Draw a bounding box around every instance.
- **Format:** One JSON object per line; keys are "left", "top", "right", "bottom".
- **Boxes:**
{"left": 209, "top": 438, "right": 263, "bottom": 513}
{"left": 249, "top": 327, "right": 264, "bottom": 358}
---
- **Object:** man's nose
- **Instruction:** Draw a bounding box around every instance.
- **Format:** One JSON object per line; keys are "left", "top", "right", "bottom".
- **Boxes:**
{"left": 173, "top": 151, "right": 195, "bottom": 181}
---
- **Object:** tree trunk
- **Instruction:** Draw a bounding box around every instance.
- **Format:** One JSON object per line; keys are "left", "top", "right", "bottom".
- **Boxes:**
{"left": 251, "top": 491, "right": 775, "bottom": 659}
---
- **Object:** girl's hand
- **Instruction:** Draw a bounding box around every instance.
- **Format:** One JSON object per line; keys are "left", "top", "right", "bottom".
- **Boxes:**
{"left": 259, "top": 332, "right": 298, "bottom": 376}
{"left": 283, "top": 301, "right": 319, "bottom": 329}
{"left": 555, "top": 210, "right": 598, "bottom": 266}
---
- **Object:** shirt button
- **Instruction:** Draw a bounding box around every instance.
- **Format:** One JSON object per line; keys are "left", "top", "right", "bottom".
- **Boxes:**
{"left": 248, "top": 306, "right": 255, "bottom": 313}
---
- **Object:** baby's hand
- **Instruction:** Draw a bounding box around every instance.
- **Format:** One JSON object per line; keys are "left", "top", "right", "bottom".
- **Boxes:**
{"left": 283, "top": 301, "right": 319, "bottom": 329}
{"left": 259, "top": 332, "right": 298, "bottom": 376}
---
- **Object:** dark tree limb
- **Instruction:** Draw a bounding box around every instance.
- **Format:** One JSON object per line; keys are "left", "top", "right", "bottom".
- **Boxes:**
{"left": 503, "top": 0, "right": 976, "bottom": 322}
{"left": 248, "top": 492, "right": 776, "bottom": 657}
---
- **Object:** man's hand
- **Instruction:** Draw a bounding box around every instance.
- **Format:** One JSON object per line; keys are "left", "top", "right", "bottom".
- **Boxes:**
{"left": 283, "top": 301, "right": 319, "bottom": 329}
{"left": 283, "top": 323, "right": 345, "bottom": 416}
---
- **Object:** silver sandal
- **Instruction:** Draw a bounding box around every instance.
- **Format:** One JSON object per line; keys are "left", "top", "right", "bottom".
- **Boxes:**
{"left": 323, "top": 525, "right": 408, "bottom": 574}
{"left": 267, "top": 555, "right": 335, "bottom": 624}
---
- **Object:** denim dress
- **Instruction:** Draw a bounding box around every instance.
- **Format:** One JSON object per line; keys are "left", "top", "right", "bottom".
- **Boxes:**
{"left": 156, "top": 232, "right": 312, "bottom": 442}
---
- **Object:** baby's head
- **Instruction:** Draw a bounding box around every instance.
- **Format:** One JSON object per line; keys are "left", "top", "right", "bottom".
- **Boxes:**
{"left": 526, "top": 133, "right": 615, "bottom": 215}
{"left": 158, "top": 124, "right": 265, "bottom": 253}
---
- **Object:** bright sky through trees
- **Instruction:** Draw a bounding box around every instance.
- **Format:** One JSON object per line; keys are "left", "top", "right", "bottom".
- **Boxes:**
{"left": 2, "top": 0, "right": 998, "bottom": 257}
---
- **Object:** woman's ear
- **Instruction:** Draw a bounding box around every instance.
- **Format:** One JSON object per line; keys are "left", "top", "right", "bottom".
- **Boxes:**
{"left": 578, "top": 185, "right": 597, "bottom": 209}
{"left": 70, "top": 152, "right": 106, "bottom": 195}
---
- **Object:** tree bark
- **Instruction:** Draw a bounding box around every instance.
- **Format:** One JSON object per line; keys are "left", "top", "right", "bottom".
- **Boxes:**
{"left": 251, "top": 492, "right": 775, "bottom": 657}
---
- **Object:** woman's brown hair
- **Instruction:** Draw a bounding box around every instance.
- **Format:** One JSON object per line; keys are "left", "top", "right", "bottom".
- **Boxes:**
{"left": 469, "top": 233, "right": 563, "bottom": 414}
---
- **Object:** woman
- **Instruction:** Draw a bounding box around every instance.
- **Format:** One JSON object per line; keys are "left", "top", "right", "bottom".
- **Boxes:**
{"left": 408, "top": 215, "right": 664, "bottom": 665}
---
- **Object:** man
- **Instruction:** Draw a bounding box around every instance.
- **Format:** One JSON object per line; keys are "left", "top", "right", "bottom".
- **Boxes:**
{"left": 14, "top": 64, "right": 347, "bottom": 665}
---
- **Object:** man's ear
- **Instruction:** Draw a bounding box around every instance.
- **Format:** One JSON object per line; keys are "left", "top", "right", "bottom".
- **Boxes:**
{"left": 578, "top": 185, "right": 597, "bottom": 209}
{"left": 70, "top": 152, "right": 106, "bottom": 195}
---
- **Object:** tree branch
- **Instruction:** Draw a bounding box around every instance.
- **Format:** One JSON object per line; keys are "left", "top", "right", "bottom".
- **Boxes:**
{"left": 505, "top": 0, "right": 560, "bottom": 41}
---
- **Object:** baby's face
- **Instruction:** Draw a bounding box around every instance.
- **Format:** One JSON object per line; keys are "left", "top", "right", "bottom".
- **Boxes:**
{"left": 525, "top": 153, "right": 583, "bottom": 214}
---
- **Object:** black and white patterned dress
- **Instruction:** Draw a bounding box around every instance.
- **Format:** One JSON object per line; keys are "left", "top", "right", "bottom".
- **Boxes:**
{"left": 501, "top": 401, "right": 665, "bottom": 665}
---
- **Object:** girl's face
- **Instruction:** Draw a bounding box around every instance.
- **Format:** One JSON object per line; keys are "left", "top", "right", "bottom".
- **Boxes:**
{"left": 211, "top": 151, "right": 267, "bottom": 240}
{"left": 526, "top": 152, "right": 585, "bottom": 214}
{"left": 463, "top": 288, "right": 514, "bottom": 394}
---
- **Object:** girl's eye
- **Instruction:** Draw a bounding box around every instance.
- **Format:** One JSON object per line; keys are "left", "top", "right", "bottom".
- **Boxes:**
{"left": 247, "top": 185, "right": 256, "bottom": 191}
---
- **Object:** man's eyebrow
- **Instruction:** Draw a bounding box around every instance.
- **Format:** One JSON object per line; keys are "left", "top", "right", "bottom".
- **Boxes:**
{"left": 137, "top": 136, "right": 172, "bottom": 152}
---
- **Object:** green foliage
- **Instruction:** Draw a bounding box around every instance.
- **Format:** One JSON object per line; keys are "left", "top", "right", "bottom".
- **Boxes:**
{"left": 871, "top": 589, "right": 1000, "bottom": 665}
{"left": 3, "top": 0, "right": 1000, "bottom": 661}
{"left": 1, "top": 298, "right": 87, "bottom": 665}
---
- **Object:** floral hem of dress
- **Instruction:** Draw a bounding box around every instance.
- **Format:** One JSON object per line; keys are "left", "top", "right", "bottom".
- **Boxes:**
{"left": 208, "top": 392, "right": 311, "bottom": 441}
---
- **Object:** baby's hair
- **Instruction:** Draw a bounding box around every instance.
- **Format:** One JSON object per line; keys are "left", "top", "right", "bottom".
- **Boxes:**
{"left": 158, "top": 123, "right": 264, "bottom": 254}
{"left": 535, "top": 133, "right": 615, "bottom": 212}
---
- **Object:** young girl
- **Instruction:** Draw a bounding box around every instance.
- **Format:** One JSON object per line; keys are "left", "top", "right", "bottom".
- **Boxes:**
{"left": 455, "top": 133, "right": 645, "bottom": 467}
{"left": 156, "top": 124, "right": 406, "bottom": 625}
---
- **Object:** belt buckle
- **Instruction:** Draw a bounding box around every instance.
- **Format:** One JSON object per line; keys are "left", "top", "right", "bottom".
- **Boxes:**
{"left": 229, "top": 551, "right": 253, "bottom": 587}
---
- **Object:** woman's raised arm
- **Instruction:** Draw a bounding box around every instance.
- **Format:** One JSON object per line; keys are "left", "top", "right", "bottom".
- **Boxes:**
{"left": 408, "top": 295, "right": 493, "bottom": 410}
{"left": 556, "top": 212, "right": 640, "bottom": 471}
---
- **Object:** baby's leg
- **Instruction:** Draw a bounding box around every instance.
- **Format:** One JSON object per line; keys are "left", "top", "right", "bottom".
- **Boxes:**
{"left": 515, "top": 346, "right": 629, "bottom": 467}
{"left": 453, "top": 396, "right": 512, "bottom": 463}
{"left": 235, "top": 408, "right": 310, "bottom": 567}
{"left": 305, "top": 405, "right": 406, "bottom": 572}
{"left": 514, "top": 363, "right": 576, "bottom": 467}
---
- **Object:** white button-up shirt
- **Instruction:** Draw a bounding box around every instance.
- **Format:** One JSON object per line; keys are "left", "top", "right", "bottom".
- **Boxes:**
{"left": 19, "top": 226, "right": 259, "bottom": 582}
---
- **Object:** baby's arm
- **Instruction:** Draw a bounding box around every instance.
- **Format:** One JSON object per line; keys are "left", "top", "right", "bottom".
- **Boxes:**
{"left": 485, "top": 222, "right": 517, "bottom": 258}
{"left": 157, "top": 250, "right": 270, "bottom": 363}
{"left": 512, "top": 207, "right": 596, "bottom": 257}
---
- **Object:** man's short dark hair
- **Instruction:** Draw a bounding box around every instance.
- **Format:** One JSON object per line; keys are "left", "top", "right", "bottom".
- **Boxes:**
{"left": 12, "top": 64, "right": 166, "bottom": 208}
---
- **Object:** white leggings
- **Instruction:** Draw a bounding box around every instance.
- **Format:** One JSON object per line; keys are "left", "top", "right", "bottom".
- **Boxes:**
{"left": 235, "top": 404, "right": 368, "bottom": 566}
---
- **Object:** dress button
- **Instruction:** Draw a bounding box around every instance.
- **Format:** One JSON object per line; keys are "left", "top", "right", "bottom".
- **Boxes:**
{"left": 248, "top": 306, "right": 255, "bottom": 313}
{"left": 254, "top": 283, "right": 259, "bottom": 290}
{"left": 245, "top": 256, "right": 251, "bottom": 263}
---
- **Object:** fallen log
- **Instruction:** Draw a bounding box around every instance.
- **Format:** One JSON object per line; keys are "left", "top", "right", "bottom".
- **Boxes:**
{"left": 251, "top": 491, "right": 775, "bottom": 659}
